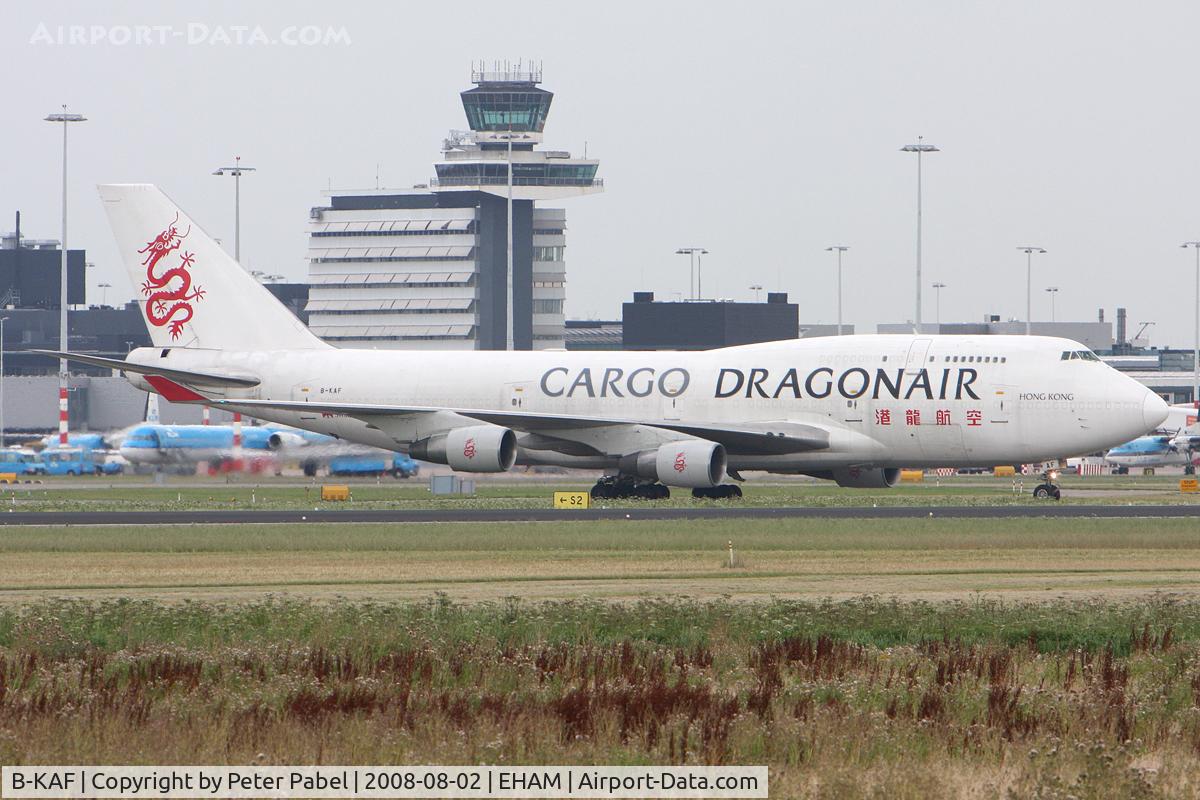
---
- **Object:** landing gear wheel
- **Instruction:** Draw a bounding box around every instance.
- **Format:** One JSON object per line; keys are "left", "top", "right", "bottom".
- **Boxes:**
{"left": 590, "top": 475, "right": 669, "bottom": 500}
{"left": 1186, "top": 465, "right": 1196, "bottom": 476}
{"left": 1033, "top": 484, "right": 1061, "bottom": 500}
{"left": 692, "top": 485, "right": 744, "bottom": 500}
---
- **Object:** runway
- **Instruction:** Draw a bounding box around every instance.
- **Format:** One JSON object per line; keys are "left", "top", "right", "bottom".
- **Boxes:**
{"left": 2, "top": 504, "right": 1200, "bottom": 525}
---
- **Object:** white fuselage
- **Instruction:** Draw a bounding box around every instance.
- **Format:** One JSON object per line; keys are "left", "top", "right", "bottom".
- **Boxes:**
{"left": 1105, "top": 450, "right": 1195, "bottom": 469}
{"left": 123, "top": 334, "right": 1164, "bottom": 473}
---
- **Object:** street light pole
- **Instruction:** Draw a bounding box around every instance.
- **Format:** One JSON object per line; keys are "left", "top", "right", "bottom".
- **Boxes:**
{"left": 1017, "top": 246, "right": 1046, "bottom": 335}
{"left": 98, "top": 282, "right": 111, "bottom": 307}
{"left": 506, "top": 127, "right": 513, "bottom": 350}
{"left": 1181, "top": 242, "right": 1200, "bottom": 406}
{"left": 826, "top": 246, "right": 849, "bottom": 335}
{"left": 212, "top": 157, "right": 256, "bottom": 263}
{"left": 901, "top": 137, "right": 939, "bottom": 332}
{"left": 1045, "top": 286, "right": 1059, "bottom": 323}
{"left": 45, "top": 105, "right": 86, "bottom": 447}
{"left": 749, "top": 284, "right": 763, "bottom": 302}
{"left": 675, "top": 248, "right": 708, "bottom": 301}
{"left": 1, "top": 316, "right": 8, "bottom": 449}
{"left": 932, "top": 282, "right": 947, "bottom": 326}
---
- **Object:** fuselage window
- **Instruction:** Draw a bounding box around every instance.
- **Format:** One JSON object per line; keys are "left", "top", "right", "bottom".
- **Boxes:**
{"left": 1001, "top": 357, "right": 1007, "bottom": 363}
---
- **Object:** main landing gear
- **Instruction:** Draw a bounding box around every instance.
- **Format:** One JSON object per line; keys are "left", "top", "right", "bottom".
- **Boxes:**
{"left": 1032, "top": 468, "right": 1062, "bottom": 501}
{"left": 590, "top": 475, "right": 670, "bottom": 500}
{"left": 589, "top": 475, "right": 745, "bottom": 501}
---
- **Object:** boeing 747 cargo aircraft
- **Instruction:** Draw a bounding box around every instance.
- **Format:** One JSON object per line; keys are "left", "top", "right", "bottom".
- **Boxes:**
{"left": 45, "top": 185, "right": 1168, "bottom": 499}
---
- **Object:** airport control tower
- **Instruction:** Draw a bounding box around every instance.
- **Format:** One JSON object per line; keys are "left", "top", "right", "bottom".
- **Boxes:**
{"left": 306, "top": 64, "right": 601, "bottom": 351}
{"left": 433, "top": 64, "right": 603, "bottom": 348}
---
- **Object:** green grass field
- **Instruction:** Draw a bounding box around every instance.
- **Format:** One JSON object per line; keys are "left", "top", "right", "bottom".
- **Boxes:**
{"left": 3, "top": 472, "right": 1200, "bottom": 511}
{"left": 0, "top": 515, "right": 1198, "bottom": 601}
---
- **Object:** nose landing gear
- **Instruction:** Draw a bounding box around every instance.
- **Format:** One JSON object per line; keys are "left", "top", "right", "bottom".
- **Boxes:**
{"left": 1032, "top": 468, "right": 1062, "bottom": 500}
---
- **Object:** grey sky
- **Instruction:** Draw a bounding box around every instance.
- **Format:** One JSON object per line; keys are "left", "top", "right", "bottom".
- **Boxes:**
{"left": 5, "top": 0, "right": 1200, "bottom": 346}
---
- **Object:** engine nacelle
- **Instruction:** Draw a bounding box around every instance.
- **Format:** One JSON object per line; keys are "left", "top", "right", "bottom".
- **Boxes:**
{"left": 267, "top": 431, "right": 307, "bottom": 451}
{"left": 639, "top": 440, "right": 726, "bottom": 488}
{"left": 830, "top": 466, "right": 901, "bottom": 488}
{"left": 410, "top": 425, "right": 517, "bottom": 473}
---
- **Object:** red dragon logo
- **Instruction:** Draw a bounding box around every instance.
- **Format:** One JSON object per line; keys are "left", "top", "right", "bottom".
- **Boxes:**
{"left": 463, "top": 438, "right": 477, "bottom": 460}
{"left": 674, "top": 452, "right": 687, "bottom": 473}
{"left": 138, "top": 212, "right": 205, "bottom": 340}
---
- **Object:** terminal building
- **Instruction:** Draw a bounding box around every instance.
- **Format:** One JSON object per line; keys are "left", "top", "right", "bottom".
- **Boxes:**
{"left": 621, "top": 292, "right": 800, "bottom": 350}
{"left": 306, "top": 65, "right": 601, "bottom": 350}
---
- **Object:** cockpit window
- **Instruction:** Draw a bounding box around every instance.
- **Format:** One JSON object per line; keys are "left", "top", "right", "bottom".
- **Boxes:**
{"left": 1061, "top": 350, "right": 1101, "bottom": 362}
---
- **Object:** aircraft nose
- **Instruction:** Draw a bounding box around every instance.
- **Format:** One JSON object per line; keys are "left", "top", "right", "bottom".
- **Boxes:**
{"left": 1143, "top": 390, "right": 1169, "bottom": 431}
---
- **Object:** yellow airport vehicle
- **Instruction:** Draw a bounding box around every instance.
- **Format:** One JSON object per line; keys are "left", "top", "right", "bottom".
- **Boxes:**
{"left": 0, "top": 473, "right": 17, "bottom": 484}
{"left": 899, "top": 469, "right": 924, "bottom": 483}
{"left": 1181, "top": 478, "right": 1199, "bottom": 494}
{"left": 321, "top": 484, "right": 351, "bottom": 501}
{"left": 993, "top": 465, "right": 1016, "bottom": 477}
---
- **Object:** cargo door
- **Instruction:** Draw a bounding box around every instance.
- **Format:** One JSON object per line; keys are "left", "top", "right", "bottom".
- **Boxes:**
{"left": 905, "top": 339, "right": 933, "bottom": 373}
{"left": 505, "top": 381, "right": 533, "bottom": 410}
{"left": 659, "top": 369, "right": 687, "bottom": 421}
{"left": 291, "top": 381, "right": 321, "bottom": 422}
{"left": 991, "top": 383, "right": 1014, "bottom": 425}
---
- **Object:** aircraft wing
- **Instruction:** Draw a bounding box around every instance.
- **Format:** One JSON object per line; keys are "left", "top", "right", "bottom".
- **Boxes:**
{"left": 211, "top": 398, "right": 830, "bottom": 456}
{"left": 33, "top": 350, "right": 261, "bottom": 387}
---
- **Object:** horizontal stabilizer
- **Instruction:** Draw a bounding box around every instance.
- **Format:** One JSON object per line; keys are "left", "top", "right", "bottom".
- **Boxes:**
{"left": 32, "top": 350, "right": 260, "bottom": 387}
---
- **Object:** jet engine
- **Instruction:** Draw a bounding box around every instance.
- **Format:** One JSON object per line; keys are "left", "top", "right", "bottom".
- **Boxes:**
{"left": 267, "top": 431, "right": 307, "bottom": 451}
{"left": 410, "top": 425, "right": 517, "bottom": 473}
{"left": 830, "top": 466, "right": 901, "bottom": 488}
{"left": 624, "top": 440, "right": 727, "bottom": 488}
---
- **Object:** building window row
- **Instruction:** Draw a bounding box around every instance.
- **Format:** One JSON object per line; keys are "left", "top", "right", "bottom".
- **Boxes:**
{"left": 533, "top": 280, "right": 566, "bottom": 289}
{"left": 311, "top": 226, "right": 476, "bottom": 238}
{"left": 323, "top": 334, "right": 476, "bottom": 341}
{"left": 316, "top": 281, "right": 475, "bottom": 289}
{"left": 311, "top": 255, "right": 474, "bottom": 264}
{"left": 533, "top": 228, "right": 565, "bottom": 236}
{"left": 533, "top": 246, "right": 564, "bottom": 262}
{"left": 314, "top": 306, "right": 477, "bottom": 316}
{"left": 532, "top": 299, "right": 564, "bottom": 314}
{"left": 434, "top": 162, "right": 599, "bottom": 185}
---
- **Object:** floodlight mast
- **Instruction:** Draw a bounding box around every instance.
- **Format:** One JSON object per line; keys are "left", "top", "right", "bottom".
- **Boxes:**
{"left": 212, "top": 157, "right": 257, "bottom": 263}
{"left": 1017, "top": 247, "right": 1047, "bottom": 335}
{"left": 825, "top": 246, "right": 849, "bottom": 335}
{"left": 900, "top": 137, "right": 939, "bottom": 332}
{"left": 44, "top": 105, "right": 87, "bottom": 446}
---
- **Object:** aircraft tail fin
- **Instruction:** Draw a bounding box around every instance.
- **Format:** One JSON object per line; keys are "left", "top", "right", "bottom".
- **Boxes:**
{"left": 98, "top": 184, "right": 327, "bottom": 351}
{"left": 145, "top": 393, "right": 160, "bottom": 424}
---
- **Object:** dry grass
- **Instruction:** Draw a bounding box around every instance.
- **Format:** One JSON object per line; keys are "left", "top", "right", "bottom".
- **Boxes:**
{"left": 2, "top": 597, "right": 1200, "bottom": 798}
